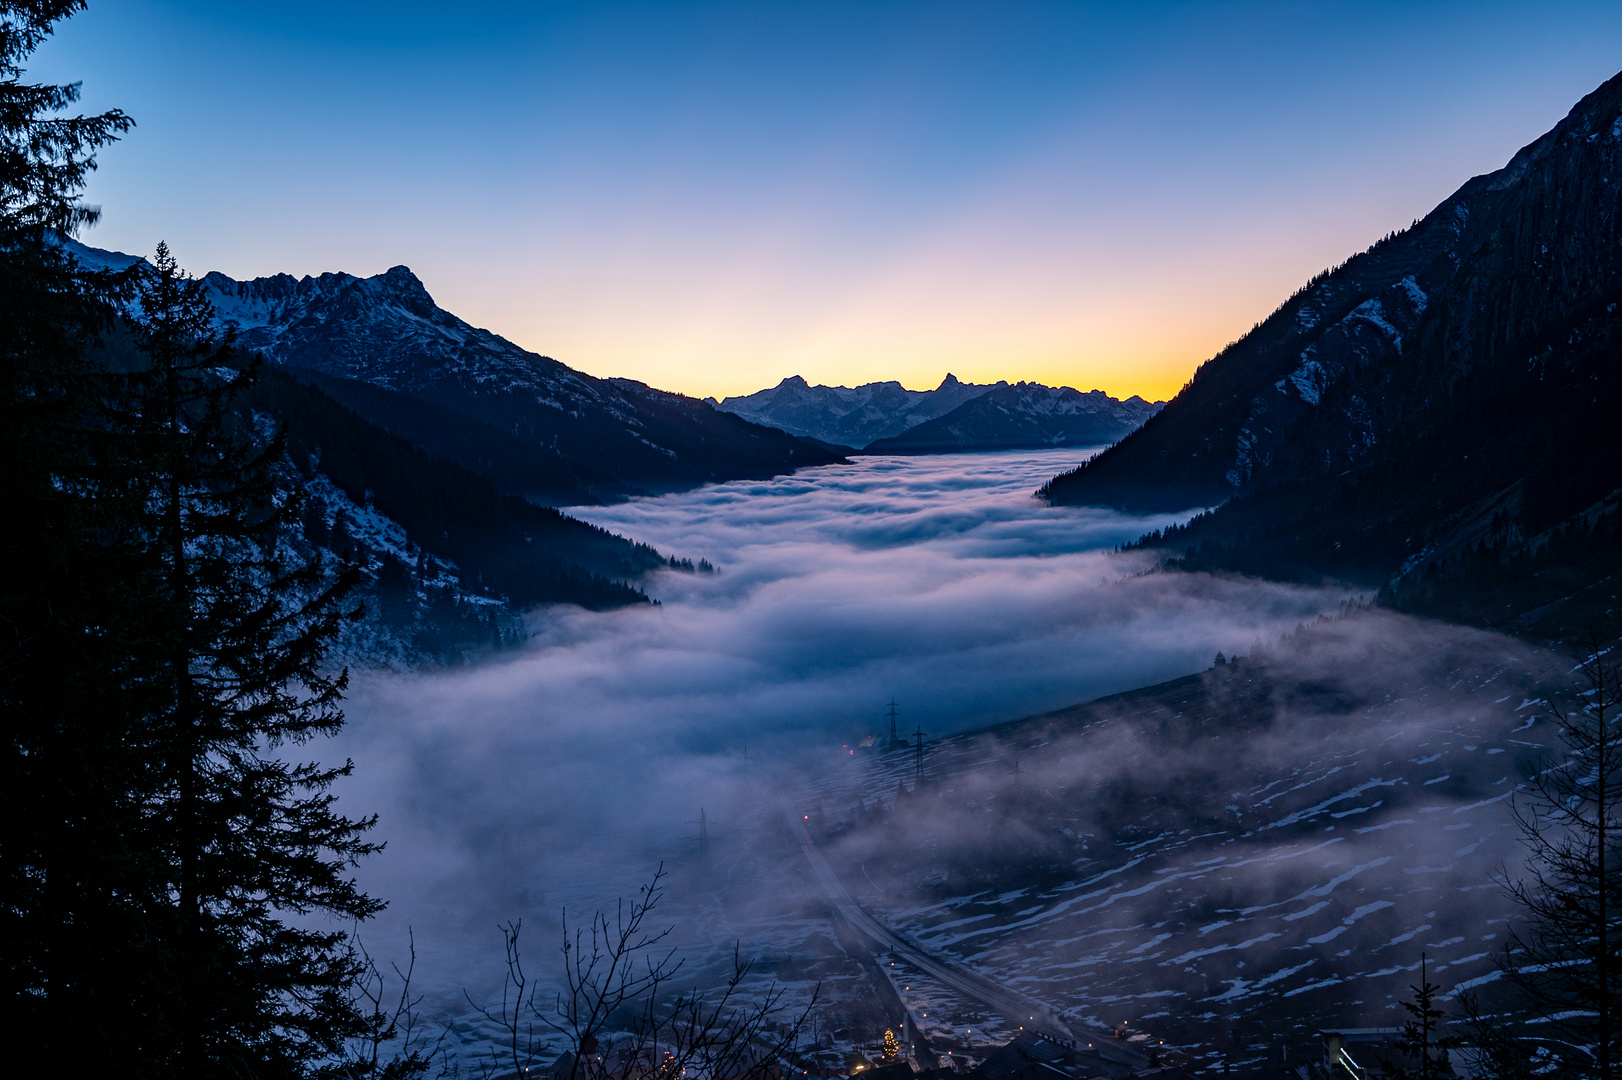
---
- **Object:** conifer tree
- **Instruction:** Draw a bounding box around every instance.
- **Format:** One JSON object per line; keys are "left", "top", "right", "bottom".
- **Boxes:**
{"left": 1465, "top": 641, "right": 1622, "bottom": 1078}
{"left": 122, "top": 244, "right": 377, "bottom": 1077}
{"left": 0, "top": 0, "right": 143, "bottom": 1064}
{"left": 0, "top": 5, "right": 387, "bottom": 1066}
{"left": 1382, "top": 955, "right": 1462, "bottom": 1080}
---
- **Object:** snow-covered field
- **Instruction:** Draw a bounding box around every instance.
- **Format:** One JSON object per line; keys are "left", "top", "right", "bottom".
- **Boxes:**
{"left": 800, "top": 616, "right": 1568, "bottom": 1069}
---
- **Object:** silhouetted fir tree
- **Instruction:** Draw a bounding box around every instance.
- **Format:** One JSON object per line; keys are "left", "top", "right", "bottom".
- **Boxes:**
{"left": 1464, "top": 641, "right": 1622, "bottom": 1079}
{"left": 1, "top": 5, "right": 393, "bottom": 1060}
{"left": 121, "top": 244, "right": 380, "bottom": 1077}
{"left": 1381, "top": 954, "right": 1462, "bottom": 1080}
{"left": 0, "top": 0, "right": 143, "bottom": 1064}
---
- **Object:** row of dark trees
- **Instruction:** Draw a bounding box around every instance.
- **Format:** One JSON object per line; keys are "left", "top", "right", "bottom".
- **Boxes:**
{"left": 0, "top": 3, "right": 385, "bottom": 1075}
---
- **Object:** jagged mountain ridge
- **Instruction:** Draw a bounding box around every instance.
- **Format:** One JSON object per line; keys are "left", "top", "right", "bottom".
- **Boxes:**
{"left": 1040, "top": 70, "right": 1622, "bottom": 636}
{"left": 62, "top": 240, "right": 845, "bottom": 504}
{"left": 864, "top": 382, "right": 1161, "bottom": 454}
{"left": 718, "top": 373, "right": 1158, "bottom": 451}
{"left": 716, "top": 373, "right": 994, "bottom": 448}
{"left": 198, "top": 264, "right": 845, "bottom": 500}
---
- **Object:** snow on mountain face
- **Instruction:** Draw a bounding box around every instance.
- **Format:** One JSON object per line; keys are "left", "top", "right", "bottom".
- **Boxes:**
{"left": 172, "top": 258, "right": 845, "bottom": 498}
{"left": 200, "top": 265, "right": 618, "bottom": 417}
{"left": 717, "top": 373, "right": 998, "bottom": 448}
{"left": 802, "top": 616, "right": 1558, "bottom": 1054}
{"left": 1225, "top": 274, "right": 1429, "bottom": 488}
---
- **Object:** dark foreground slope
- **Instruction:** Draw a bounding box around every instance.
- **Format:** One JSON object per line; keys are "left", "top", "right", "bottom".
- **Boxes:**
{"left": 1040, "top": 73, "right": 1622, "bottom": 634}
{"left": 245, "top": 366, "right": 668, "bottom": 611}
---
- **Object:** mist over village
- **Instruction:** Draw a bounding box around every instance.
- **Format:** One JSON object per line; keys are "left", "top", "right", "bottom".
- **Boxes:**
{"left": 6, "top": 3, "right": 1622, "bottom": 1079}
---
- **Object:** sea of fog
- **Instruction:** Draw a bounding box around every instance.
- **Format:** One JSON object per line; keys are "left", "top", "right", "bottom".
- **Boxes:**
{"left": 324, "top": 449, "right": 1366, "bottom": 1021}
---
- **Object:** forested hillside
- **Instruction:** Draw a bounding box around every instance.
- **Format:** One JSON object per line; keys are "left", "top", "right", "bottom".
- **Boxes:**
{"left": 245, "top": 366, "right": 667, "bottom": 611}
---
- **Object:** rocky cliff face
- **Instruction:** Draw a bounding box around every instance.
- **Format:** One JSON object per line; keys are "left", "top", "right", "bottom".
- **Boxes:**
{"left": 716, "top": 373, "right": 995, "bottom": 448}
{"left": 1042, "top": 70, "right": 1622, "bottom": 516}
{"left": 865, "top": 382, "right": 1161, "bottom": 454}
{"left": 185, "top": 262, "right": 846, "bottom": 501}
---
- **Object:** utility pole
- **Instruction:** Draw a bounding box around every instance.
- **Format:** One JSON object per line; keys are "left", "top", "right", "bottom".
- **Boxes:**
{"left": 913, "top": 724, "right": 926, "bottom": 785}
{"left": 887, "top": 699, "right": 901, "bottom": 747}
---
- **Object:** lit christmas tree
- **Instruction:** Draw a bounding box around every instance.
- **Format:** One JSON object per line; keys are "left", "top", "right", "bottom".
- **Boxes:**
{"left": 882, "top": 1029, "right": 900, "bottom": 1061}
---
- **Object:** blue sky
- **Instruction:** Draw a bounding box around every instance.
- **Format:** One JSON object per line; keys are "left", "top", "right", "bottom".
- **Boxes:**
{"left": 35, "top": 1, "right": 1622, "bottom": 398}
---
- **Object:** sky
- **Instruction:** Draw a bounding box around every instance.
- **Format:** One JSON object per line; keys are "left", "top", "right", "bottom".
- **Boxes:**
{"left": 34, "top": 1, "right": 1622, "bottom": 400}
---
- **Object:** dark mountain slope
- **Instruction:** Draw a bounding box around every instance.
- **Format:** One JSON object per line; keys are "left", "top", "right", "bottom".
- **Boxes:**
{"left": 1041, "top": 71, "right": 1622, "bottom": 635}
{"left": 242, "top": 365, "right": 668, "bottom": 611}
{"left": 864, "top": 382, "right": 1161, "bottom": 454}
{"left": 1045, "top": 72, "right": 1622, "bottom": 514}
{"left": 68, "top": 245, "right": 845, "bottom": 502}
{"left": 282, "top": 367, "right": 608, "bottom": 506}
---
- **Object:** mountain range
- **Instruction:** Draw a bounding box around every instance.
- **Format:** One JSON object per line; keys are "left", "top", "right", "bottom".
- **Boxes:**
{"left": 865, "top": 381, "right": 1162, "bottom": 454}
{"left": 717, "top": 374, "right": 1160, "bottom": 451}
{"left": 63, "top": 241, "right": 743, "bottom": 656}
{"left": 66, "top": 238, "right": 845, "bottom": 507}
{"left": 205, "top": 265, "right": 848, "bottom": 502}
{"left": 1041, "top": 69, "right": 1622, "bottom": 640}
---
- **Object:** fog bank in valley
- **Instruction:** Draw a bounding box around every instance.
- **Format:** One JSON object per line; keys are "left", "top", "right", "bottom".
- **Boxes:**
{"left": 323, "top": 450, "right": 1371, "bottom": 1029}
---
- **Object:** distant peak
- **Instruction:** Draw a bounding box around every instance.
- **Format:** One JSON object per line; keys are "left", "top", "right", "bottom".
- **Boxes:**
{"left": 778, "top": 375, "right": 809, "bottom": 388}
{"left": 371, "top": 264, "right": 436, "bottom": 309}
{"left": 378, "top": 265, "right": 428, "bottom": 292}
{"left": 938, "top": 373, "right": 961, "bottom": 388}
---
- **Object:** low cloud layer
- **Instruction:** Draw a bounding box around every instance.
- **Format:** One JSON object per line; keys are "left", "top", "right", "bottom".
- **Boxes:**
{"left": 323, "top": 450, "right": 1366, "bottom": 1022}
{"left": 805, "top": 611, "right": 1569, "bottom": 1055}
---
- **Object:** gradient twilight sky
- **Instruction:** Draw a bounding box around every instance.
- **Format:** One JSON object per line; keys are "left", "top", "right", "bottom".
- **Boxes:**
{"left": 34, "top": 2, "right": 1622, "bottom": 400}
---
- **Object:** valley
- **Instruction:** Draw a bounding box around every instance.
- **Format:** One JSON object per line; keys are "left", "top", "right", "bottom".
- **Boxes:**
{"left": 11, "top": 8, "right": 1622, "bottom": 1075}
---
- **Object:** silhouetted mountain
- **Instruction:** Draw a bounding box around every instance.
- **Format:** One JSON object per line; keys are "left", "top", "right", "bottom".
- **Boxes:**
{"left": 281, "top": 366, "right": 606, "bottom": 506}
{"left": 70, "top": 314, "right": 677, "bottom": 659}
{"left": 1040, "top": 70, "right": 1622, "bottom": 638}
{"left": 716, "top": 373, "right": 996, "bottom": 448}
{"left": 244, "top": 365, "right": 669, "bottom": 605}
{"left": 59, "top": 242, "right": 844, "bottom": 504}
{"left": 864, "top": 382, "right": 1161, "bottom": 454}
